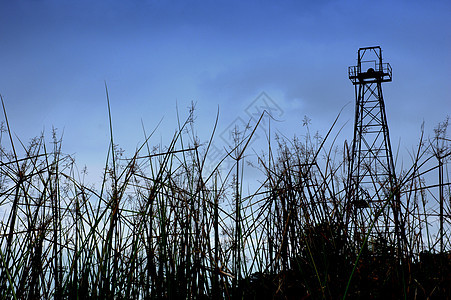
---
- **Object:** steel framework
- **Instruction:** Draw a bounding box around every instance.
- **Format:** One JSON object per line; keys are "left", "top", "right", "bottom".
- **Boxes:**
{"left": 346, "top": 46, "right": 403, "bottom": 252}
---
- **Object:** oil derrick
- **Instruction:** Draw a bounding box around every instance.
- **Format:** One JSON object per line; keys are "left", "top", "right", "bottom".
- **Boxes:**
{"left": 346, "top": 46, "right": 403, "bottom": 255}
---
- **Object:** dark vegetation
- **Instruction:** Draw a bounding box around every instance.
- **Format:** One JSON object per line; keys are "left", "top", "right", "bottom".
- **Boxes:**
{"left": 0, "top": 94, "right": 450, "bottom": 299}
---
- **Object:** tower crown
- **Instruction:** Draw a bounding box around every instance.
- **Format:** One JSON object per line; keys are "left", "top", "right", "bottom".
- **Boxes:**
{"left": 348, "top": 46, "right": 392, "bottom": 85}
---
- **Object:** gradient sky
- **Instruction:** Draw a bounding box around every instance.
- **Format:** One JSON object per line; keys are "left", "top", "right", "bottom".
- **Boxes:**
{"left": 1, "top": 0, "right": 450, "bottom": 182}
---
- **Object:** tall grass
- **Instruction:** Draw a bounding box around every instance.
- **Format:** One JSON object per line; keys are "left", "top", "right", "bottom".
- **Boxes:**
{"left": 0, "top": 94, "right": 449, "bottom": 299}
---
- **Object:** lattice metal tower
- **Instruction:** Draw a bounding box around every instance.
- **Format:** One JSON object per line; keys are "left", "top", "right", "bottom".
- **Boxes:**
{"left": 346, "top": 46, "right": 402, "bottom": 251}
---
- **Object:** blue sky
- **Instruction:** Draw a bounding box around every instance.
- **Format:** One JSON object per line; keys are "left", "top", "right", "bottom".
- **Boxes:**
{"left": 0, "top": 0, "right": 450, "bottom": 182}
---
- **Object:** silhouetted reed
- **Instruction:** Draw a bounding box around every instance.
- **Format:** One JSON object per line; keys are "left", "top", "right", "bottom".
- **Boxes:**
{"left": 0, "top": 94, "right": 449, "bottom": 299}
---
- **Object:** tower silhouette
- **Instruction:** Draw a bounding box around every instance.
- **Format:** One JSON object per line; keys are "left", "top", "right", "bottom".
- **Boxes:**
{"left": 346, "top": 46, "right": 402, "bottom": 251}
